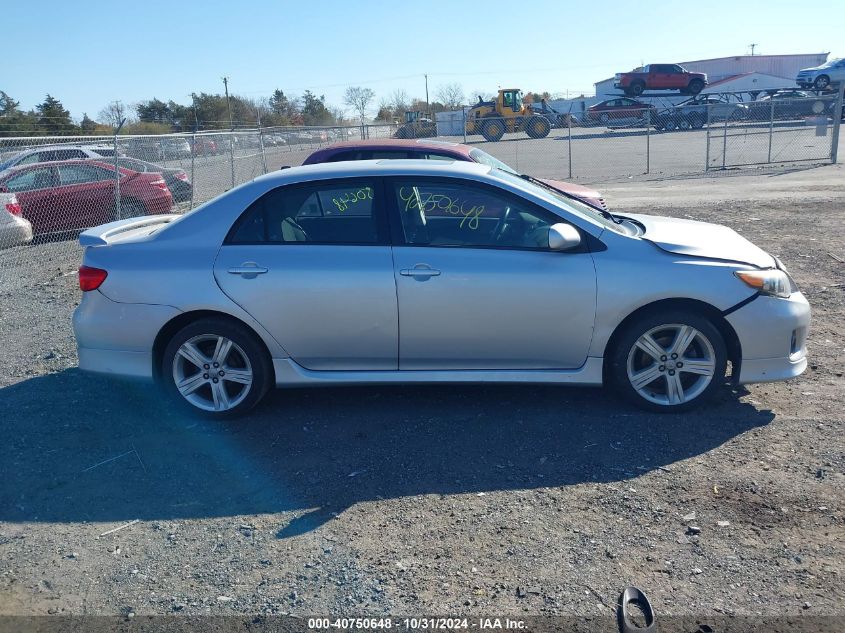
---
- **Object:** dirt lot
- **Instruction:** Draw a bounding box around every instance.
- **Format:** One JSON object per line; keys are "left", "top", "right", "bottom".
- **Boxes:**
{"left": 0, "top": 165, "right": 843, "bottom": 627}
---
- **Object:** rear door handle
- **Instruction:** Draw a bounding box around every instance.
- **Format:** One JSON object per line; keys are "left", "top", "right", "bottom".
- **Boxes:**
{"left": 228, "top": 263, "right": 268, "bottom": 278}
{"left": 400, "top": 266, "right": 441, "bottom": 278}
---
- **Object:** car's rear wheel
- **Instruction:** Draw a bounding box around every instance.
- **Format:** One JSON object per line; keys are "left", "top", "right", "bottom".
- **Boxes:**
{"left": 161, "top": 318, "right": 272, "bottom": 418}
{"left": 119, "top": 198, "right": 146, "bottom": 219}
{"left": 609, "top": 310, "right": 727, "bottom": 412}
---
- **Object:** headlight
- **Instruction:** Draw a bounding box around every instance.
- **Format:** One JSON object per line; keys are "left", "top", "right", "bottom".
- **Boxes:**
{"left": 734, "top": 269, "right": 794, "bottom": 298}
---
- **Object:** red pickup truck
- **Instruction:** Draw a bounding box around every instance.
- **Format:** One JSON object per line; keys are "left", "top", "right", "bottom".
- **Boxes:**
{"left": 614, "top": 64, "right": 707, "bottom": 97}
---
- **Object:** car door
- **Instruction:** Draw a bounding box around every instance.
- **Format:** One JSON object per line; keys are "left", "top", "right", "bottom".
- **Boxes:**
{"left": 667, "top": 65, "right": 687, "bottom": 89}
{"left": 387, "top": 177, "right": 597, "bottom": 370}
{"left": 55, "top": 163, "right": 116, "bottom": 230}
{"left": 1, "top": 166, "right": 58, "bottom": 234}
{"left": 213, "top": 177, "right": 398, "bottom": 371}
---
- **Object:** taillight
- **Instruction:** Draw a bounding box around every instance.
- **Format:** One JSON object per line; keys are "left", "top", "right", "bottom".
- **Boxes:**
{"left": 5, "top": 199, "right": 21, "bottom": 216}
{"left": 175, "top": 171, "right": 188, "bottom": 181}
{"left": 79, "top": 266, "right": 108, "bottom": 292}
{"left": 151, "top": 178, "right": 168, "bottom": 191}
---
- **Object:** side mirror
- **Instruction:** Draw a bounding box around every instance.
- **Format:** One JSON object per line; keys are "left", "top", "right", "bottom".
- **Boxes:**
{"left": 548, "top": 223, "right": 581, "bottom": 251}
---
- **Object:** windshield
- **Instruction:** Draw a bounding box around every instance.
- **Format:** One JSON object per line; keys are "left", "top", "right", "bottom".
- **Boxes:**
{"left": 469, "top": 148, "right": 517, "bottom": 174}
{"left": 490, "top": 169, "right": 626, "bottom": 234}
{"left": 820, "top": 58, "right": 842, "bottom": 68}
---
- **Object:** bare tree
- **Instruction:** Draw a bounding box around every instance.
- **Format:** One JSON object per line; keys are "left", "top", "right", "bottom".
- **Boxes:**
{"left": 390, "top": 88, "right": 409, "bottom": 114}
{"left": 344, "top": 86, "right": 376, "bottom": 124}
{"left": 436, "top": 83, "right": 465, "bottom": 110}
{"left": 98, "top": 100, "right": 127, "bottom": 128}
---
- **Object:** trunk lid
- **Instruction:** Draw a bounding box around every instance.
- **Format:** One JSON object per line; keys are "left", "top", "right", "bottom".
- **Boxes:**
{"left": 625, "top": 213, "right": 775, "bottom": 268}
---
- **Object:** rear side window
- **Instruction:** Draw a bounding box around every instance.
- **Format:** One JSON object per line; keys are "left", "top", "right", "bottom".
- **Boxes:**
{"left": 228, "top": 179, "right": 383, "bottom": 245}
{"left": 58, "top": 164, "right": 112, "bottom": 185}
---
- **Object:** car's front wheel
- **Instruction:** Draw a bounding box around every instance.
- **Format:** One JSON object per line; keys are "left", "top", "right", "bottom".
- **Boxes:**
{"left": 161, "top": 317, "right": 272, "bottom": 418}
{"left": 609, "top": 310, "right": 727, "bottom": 412}
{"left": 813, "top": 75, "right": 830, "bottom": 90}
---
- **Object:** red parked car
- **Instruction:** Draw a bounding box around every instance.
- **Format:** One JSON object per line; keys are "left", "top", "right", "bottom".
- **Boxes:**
{"left": 189, "top": 137, "right": 219, "bottom": 156}
{"left": 302, "top": 139, "right": 608, "bottom": 210}
{"left": 615, "top": 64, "right": 707, "bottom": 97}
{"left": 584, "top": 98, "right": 657, "bottom": 127}
{"left": 0, "top": 160, "right": 173, "bottom": 237}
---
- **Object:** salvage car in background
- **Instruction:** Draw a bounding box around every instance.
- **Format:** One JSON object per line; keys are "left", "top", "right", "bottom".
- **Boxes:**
{"left": 73, "top": 160, "right": 809, "bottom": 418}
{"left": 655, "top": 94, "right": 747, "bottom": 130}
{"left": 583, "top": 98, "right": 656, "bottom": 127}
{"left": 795, "top": 57, "right": 845, "bottom": 90}
{"left": 743, "top": 90, "right": 828, "bottom": 121}
{"left": 0, "top": 191, "right": 33, "bottom": 248}
{"left": 111, "top": 157, "right": 192, "bottom": 202}
{"left": 303, "top": 138, "right": 608, "bottom": 209}
{"left": 0, "top": 144, "right": 119, "bottom": 171}
{"left": 0, "top": 160, "right": 172, "bottom": 237}
{"left": 615, "top": 64, "right": 707, "bottom": 96}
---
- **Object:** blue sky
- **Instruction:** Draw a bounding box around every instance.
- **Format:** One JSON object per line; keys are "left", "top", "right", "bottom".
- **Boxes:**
{"left": 4, "top": 0, "right": 842, "bottom": 121}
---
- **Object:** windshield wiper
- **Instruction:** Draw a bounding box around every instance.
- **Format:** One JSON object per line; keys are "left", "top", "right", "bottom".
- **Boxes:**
{"left": 518, "top": 173, "right": 623, "bottom": 224}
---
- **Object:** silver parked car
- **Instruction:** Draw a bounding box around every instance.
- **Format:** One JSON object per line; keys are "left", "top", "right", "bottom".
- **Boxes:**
{"left": 73, "top": 160, "right": 810, "bottom": 418}
{"left": 0, "top": 191, "right": 33, "bottom": 249}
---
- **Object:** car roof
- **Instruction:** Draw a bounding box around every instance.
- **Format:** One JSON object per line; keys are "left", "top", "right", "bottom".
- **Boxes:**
{"left": 306, "top": 138, "right": 469, "bottom": 156}
{"left": 257, "top": 158, "right": 491, "bottom": 187}
{"left": 0, "top": 158, "right": 116, "bottom": 176}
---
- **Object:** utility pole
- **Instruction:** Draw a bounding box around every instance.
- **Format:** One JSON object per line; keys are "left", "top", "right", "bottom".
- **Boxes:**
{"left": 191, "top": 92, "right": 199, "bottom": 132}
{"left": 222, "top": 76, "right": 233, "bottom": 130}
{"left": 424, "top": 73, "right": 429, "bottom": 115}
{"left": 749, "top": 43, "right": 757, "bottom": 56}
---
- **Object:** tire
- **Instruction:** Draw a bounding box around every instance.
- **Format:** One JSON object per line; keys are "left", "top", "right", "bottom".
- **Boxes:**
{"left": 395, "top": 126, "right": 410, "bottom": 139}
{"left": 688, "top": 79, "right": 704, "bottom": 95}
{"left": 607, "top": 309, "right": 727, "bottom": 412}
{"left": 525, "top": 115, "right": 551, "bottom": 139}
{"left": 161, "top": 317, "right": 273, "bottom": 419}
{"left": 677, "top": 115, "right": 692, "bottom": 130}
{"left": 599, "top": 113, "right": 610, "bottom": 124}
{"left": 119, "top": 198, "right": 146, "bottom": 219}
{"left": 663, "top": 117, "right": 678, "bottom": 131}
{"left": 629, "top": 81, "right": 645, "bottom": 97}
{"left": 813, "top": 75, "right": 830, "bottom": 90}
{"left": 481, "top": 118, "right": 506, "bottom": 142}
{"left": 689, "top": 113, "right": 705, "bottom": 129}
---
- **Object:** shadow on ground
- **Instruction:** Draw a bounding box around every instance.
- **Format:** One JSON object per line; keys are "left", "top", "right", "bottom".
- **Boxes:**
{"left": 0, "top": 370, "right": 773, "bottom": 538}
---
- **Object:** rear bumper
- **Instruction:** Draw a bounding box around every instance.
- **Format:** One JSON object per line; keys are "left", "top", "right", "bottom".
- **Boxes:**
{"left": 0, "top": 216, "right": 33, "bottom": 248}
{"left": 725, "top": 292, "right": 811, "bottom": 385}
{"left": 144, "top": 193, "right": 174, "bottom": 214}
{"left": 73, "top": 290, "right": 181, "bottom": 380}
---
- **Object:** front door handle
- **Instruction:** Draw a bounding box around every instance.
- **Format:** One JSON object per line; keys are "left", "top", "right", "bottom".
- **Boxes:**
{"left": 400, "top": 265, "right": 441, "bottom": 279}
{"left": 228, "top": 262, "right": 268, "bottom": 278}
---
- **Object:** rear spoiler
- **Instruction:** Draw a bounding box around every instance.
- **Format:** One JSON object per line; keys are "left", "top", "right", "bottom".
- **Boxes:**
{"left": 79, "top": 214, "right": 179, "bottom": 247}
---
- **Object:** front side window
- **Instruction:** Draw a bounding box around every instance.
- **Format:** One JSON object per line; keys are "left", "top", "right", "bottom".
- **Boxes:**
{"left": 5, "top": 167, "right": 55, "bottom": 192}
{"left": 228, "top": 179, "right": 381, "bottom": 244}
{"left": 391, "top": 178, "right": 562, "bottom": 250}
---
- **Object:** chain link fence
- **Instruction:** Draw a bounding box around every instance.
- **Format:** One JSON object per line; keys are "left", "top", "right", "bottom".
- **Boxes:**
{"left": 0, "top": 89, "right": 841, "bottom": 275}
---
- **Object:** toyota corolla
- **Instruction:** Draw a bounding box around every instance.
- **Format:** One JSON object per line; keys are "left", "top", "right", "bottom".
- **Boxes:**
{"left": 72, "top": 160, "right": 810, "bottom": 418}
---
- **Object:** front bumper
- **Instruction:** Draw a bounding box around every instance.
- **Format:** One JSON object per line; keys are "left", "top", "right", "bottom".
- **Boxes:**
{"left": 725, "top": 291, "right": 811, "bottom": 384}
{"left": 73, "top": 290, "right": 181, "bottom": 380}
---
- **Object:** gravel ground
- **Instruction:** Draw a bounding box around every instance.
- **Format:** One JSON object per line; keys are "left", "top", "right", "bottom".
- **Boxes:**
{"left": 0, "top": 166, "right": 843, "bottom": 625}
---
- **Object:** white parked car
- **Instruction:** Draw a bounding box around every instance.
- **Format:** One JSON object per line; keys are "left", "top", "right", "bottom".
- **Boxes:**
{"left": 0, "top": 191, "right": 33, "bottom": 249}
{"left": 796, "top": 58, "right": 845, "bottom": 90}
{"left": 0, "top": 145, "right": 118, "bottom": 171}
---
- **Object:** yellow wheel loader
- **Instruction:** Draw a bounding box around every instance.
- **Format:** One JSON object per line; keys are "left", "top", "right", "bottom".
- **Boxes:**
{"left": 465, "top": 89, "right": 552, "bottom": 141}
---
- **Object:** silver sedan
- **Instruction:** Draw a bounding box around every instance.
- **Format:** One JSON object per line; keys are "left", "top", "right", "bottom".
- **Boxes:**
{"left": 73, "top": 160, "right": 810, "bottom": 417}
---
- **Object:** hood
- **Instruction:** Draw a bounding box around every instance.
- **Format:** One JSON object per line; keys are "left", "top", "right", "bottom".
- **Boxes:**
{"left": 624, "top": 213, "right": 775, "bottom": 268}
{"left": 539, "top": 178, "right": 601, "bottom": 201}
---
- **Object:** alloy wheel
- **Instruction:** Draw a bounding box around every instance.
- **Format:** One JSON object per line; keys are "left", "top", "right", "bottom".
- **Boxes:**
{"left": 626, "top": 324, "right": 716, "bottom": 406}
{"left": 172, "top": 334, "right": 253, "bottom": 412}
